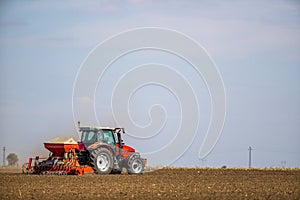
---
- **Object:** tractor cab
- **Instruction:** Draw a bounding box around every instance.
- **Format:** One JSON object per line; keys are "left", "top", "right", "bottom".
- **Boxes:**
{"left": 80, "top": 127, "right": 116, "bottom": 148}
{"left": 78, "top": 126, "right": 127, "bottom": 151}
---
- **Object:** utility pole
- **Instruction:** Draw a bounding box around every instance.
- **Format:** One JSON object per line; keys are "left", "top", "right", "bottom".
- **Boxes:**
{"left": 248, "top": 146, "right": 252, "bottom": 168}
{"left": 3, "top": 146, "right": 5, "bottom": 166}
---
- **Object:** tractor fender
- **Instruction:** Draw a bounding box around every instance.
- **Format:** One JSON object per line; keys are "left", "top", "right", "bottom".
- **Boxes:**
{"left": 126, "top": 152, "right": 141, "bottom": 161}
{"left": 87, "top": 142, "right": 115, "bottom": 156}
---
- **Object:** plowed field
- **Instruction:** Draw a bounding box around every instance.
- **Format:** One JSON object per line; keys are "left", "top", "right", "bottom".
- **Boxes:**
{"left": 1, "top": 168, "right": 299, "bottom": 199}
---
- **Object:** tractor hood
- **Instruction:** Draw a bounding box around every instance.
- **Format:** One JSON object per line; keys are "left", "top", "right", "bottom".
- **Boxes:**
{"left": 122, "top": 145, "right": 135, "bottom": 152}
{"left": 115, "top": 143, "right": 135, "bottom": 152}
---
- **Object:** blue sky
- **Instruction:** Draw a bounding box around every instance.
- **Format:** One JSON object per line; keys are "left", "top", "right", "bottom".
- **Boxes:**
{"left": 0, "top": 0, "right": 299, "bottom": 167}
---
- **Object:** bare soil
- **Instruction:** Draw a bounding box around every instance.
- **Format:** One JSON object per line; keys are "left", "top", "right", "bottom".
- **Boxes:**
{"left": 0, "top": 167, "right": 299, "bottom": 199}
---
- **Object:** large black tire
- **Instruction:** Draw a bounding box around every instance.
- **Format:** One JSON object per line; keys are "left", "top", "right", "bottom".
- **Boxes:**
{"left": 90, "top": 147, "right": 113, "bottom": 174}
{"left": 126, "top": 153, "right": 144, "bottom": 174}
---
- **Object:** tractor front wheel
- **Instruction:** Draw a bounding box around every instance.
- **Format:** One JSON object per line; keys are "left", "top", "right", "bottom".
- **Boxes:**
{"left": 90, "top": 147, "right": 113, "bottom": 174}
{"left": 126, "top": 153, "right": 144, "bottom": 174}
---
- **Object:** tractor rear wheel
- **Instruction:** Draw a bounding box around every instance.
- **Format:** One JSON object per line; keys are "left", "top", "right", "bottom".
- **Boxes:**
{"left": 126, "top": 153, "right": 144, "bottom": 174}
{"left": 90, "top": 147, "right": 113, "bottom": 174}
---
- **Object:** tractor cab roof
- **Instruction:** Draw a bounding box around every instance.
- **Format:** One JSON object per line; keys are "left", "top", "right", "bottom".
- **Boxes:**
{"left": 79, "top": 126, "right": 124, "bottom": 132}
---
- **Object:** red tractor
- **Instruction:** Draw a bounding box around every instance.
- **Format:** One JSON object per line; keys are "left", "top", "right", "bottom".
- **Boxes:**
{"left": 23, "top": 125, "right": 146, "bottom": 175}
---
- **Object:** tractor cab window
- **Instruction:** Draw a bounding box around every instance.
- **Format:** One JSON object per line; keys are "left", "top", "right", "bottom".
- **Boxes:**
{"left": 97, "top": 129, "right": 115, "bottom": 145}
{"left": 81, "top": 131, "right": 96, "bottom": 144}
